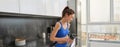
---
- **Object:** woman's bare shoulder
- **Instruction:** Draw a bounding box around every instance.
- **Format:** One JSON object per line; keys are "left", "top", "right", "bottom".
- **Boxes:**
{"left": 54, "top": 22, "right": 61, "bottom": 30}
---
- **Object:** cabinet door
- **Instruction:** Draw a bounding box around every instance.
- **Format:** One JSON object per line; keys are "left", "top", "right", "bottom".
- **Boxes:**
{"left": 45, "top": 0, "right": 67, "bottom": 17}
{"left": 37, "top": 0, "right": 46, "bottom": 15}
{"left": 45, "top": 0, "right": 54, "bottom": 16}
{"left": 20, "top": 0, "right": 38, "bottom": 14}
{"left": 59, "top": 0, "right": 67, "bottom": 17}
{"left": 53, "top": 0, "right": 60, "bottom": 16}
{"left": 0, "top": 0, "right": 19, "bottom": 13}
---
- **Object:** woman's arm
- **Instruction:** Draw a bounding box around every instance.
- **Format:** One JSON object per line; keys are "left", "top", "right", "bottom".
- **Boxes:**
{"left": 67, "top": 23, "right": 74, "bottom": 44}
{"left": 50, "top": 22, "right": 69, "bottom": 42}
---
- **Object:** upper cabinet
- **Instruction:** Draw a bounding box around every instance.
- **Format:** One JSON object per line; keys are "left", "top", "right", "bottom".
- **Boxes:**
{"left": 59, "top": 0, "right": 67, "bottom": 17}
{"left": 19, "top": 0, "right": 67, "bottom": 16}
{"left": 0, "top": 0, "right": 67, "bottom": 17}
{"left": 0, "top": 0, "right": 19, "bottom": 13}
{"left": 53, "top": 0, "right": 60, "bottom": 16}
{"left": 37, "top": 0, "right": 46, "bottom": 15}
{"left": 45, "top": 0, "right": 54, "bottom": 16}
{"left": 45, "top": 0, "right": 67, "bottom": 17}
{"left": 19, "top": 0, "right": 38, "bottom": 14}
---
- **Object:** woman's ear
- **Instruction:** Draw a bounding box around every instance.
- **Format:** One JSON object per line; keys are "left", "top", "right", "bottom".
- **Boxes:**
{"left": 65, "top": 13, "right": 69, "bottom": 17}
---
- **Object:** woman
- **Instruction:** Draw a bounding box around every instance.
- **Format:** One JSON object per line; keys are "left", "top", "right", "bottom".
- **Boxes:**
{"left": 50, "top": 6, "right": 75, "bottom": 47}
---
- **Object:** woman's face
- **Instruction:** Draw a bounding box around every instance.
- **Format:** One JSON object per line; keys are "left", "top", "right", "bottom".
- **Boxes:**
{"left": 65, "top": 14, "right": 74, "bottom": 22}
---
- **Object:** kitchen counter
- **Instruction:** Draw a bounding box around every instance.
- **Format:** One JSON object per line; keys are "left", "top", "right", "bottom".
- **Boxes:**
{"left": 5, "top": 38, "right": 49, "bottom": 47}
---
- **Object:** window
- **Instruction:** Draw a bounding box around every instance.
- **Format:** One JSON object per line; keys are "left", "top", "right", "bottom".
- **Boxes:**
{"left": 89, "top": 0, "right": 110, "bottom": 23}
{"left": 88, "top": 25, "right": 120, "bottom": 41}
{"left": 113, "top": 0, "right": 120, "bottom": 22}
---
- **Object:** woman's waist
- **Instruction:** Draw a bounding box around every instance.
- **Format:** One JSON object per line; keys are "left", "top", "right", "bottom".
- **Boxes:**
{"left": 56, "top": 42, "right": 67, "bottom": 45}
{"left": 56, "top": 35, "right": 67, "bottom": 38}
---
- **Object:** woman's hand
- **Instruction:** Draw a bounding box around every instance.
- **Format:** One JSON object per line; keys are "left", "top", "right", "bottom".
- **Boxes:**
{"left": 68, "top": 38, "right": 73, "bottom": 44}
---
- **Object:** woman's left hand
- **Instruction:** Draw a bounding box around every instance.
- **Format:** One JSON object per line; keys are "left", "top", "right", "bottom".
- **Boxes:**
{"left": 68, "top": 38, "right": 73, "bottom": 44}
{"left": 65, "top": 35, "right": 73, "bottom": 44}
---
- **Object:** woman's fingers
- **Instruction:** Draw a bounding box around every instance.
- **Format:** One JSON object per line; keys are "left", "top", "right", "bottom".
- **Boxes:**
{"left": 68, "top": 39, "right": 73, "bottom": 44}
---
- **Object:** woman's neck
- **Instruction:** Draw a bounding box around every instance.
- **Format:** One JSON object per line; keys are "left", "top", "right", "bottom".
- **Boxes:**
{"left": 60, "top": 18, "right": 67, "bottom": 24}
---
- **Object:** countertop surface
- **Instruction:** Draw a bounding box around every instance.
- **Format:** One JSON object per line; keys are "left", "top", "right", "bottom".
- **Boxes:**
{"left": 6, "top": 38, "right": 50, "bottom": 47}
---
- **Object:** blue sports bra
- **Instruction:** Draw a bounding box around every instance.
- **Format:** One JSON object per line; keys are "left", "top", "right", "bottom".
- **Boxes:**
{"left": 55, "top": 22, "right": 70, "bottom": 47}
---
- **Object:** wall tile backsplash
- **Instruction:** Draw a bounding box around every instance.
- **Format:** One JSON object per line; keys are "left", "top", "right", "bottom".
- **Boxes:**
{"left": 0, "top": 17, "right": 59, "bottom": 47}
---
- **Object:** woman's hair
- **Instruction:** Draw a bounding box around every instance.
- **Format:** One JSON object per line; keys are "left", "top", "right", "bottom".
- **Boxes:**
{"left": 62, "top": 6, "right": 75, "bottom": 18}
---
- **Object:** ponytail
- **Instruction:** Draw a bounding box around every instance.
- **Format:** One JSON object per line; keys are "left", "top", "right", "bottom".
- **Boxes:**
{"left": 62, "top": 6, "right": 74, "bottom": 18}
